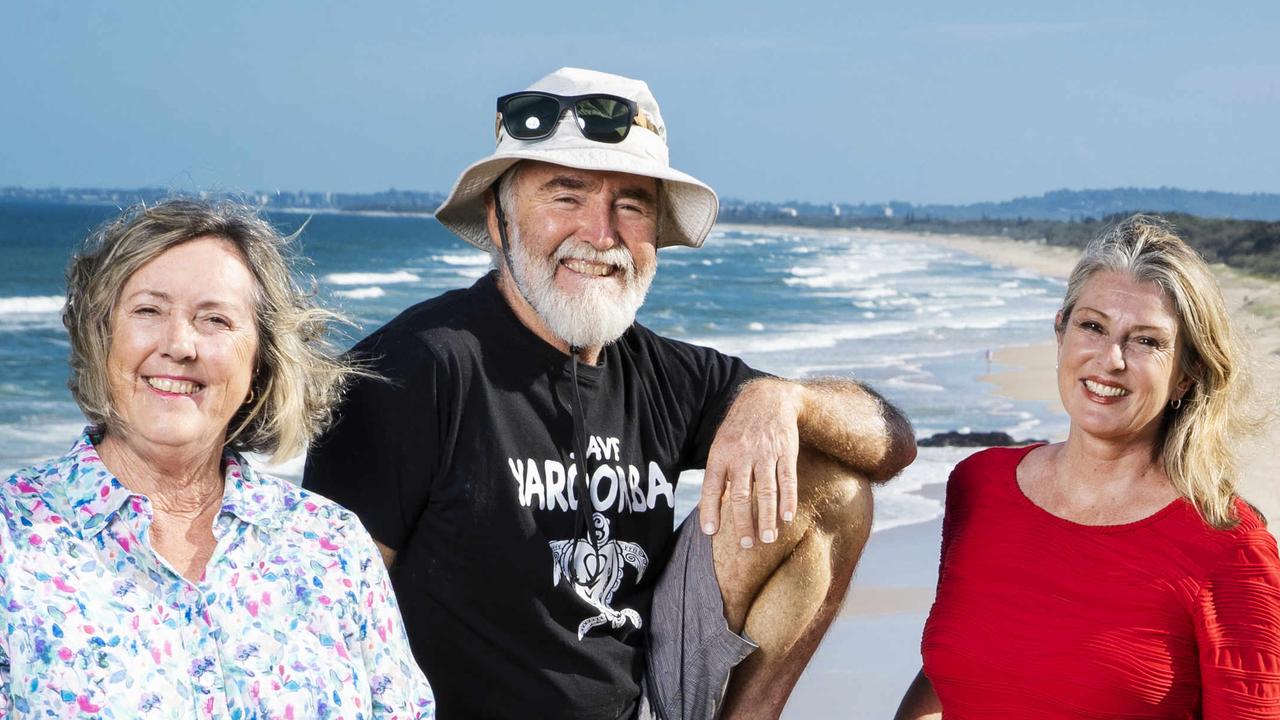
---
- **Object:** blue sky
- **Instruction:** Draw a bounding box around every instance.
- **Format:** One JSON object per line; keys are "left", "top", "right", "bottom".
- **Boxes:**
{"left": 2, "top": 1, "right": 1278, "bottom": 204}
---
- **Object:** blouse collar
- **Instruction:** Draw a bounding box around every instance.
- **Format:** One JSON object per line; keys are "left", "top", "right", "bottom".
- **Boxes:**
{"left": 60, "top": 429, "right": 282, "bottom": 538}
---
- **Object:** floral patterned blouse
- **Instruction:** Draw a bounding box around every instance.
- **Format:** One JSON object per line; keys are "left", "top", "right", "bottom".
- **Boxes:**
{"left": 0, "top": 431, "right": 435, "bottom": 719}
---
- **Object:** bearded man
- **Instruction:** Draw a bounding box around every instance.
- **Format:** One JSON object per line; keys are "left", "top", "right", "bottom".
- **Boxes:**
{"left": 304, "top": 68, "right": 916, "bottom": 720}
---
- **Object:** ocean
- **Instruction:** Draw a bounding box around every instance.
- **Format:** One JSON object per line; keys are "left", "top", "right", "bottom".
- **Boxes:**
{"left": 0, "top": 202, "right": 1069, "bottom": 532}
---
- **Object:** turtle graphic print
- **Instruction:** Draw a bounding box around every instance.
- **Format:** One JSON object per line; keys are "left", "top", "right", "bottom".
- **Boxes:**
{"left": 549, "top": 513, "right": 650, "bottom": 639}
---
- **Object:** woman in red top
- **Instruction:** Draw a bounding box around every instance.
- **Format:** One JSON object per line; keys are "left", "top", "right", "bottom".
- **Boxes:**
{"left": 897, "top": 215, "right": 1280, "bottom": 719}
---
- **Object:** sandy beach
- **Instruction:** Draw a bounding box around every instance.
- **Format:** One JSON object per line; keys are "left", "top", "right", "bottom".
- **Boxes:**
{"left": 727, "top": 224, "right": 1280, "bottom": 718}
{"left": 787, "top": 516, "right": 944, "bottom": 717}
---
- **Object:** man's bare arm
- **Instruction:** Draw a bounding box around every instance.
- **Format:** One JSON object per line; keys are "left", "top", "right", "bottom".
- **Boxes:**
{"left": 697, "top": 377, "right": 916, "bottom": 545}
{"left": 375, "top": 539, "right": 398, "bottom": 569}
{"left": 788, "top": 378, "right": 916, "bottom": 482}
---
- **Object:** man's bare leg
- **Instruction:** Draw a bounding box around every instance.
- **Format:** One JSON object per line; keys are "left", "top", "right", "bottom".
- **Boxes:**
{"left": 714, "top": 447, "right": 874, "bottom": 720}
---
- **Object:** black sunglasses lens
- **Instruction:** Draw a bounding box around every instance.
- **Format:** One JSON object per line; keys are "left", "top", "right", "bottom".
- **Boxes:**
{"left": 574, "top": 97, "right": 633, "bottom": 143}
{"left": 503, "top": 95, "right": 562, "bottom": 139}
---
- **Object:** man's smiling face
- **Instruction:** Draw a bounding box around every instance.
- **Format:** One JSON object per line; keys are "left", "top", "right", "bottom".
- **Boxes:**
{"left": 496, "top": 161, "right": 660, "bottom": 350}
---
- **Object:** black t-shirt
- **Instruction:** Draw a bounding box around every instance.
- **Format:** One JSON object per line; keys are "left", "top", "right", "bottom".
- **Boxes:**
{"left": 303, "top": 273, "right": 759, "bottom": 719}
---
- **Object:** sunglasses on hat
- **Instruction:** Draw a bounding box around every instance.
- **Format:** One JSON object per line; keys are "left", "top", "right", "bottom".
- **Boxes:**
{"left": 495, "top": 91, "right": 661, "bottom": 144}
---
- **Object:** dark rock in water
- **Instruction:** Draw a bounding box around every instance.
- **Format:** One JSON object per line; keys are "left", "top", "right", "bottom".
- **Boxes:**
{"left": 918, "top": 431, "right": 1047, "bottom": 447}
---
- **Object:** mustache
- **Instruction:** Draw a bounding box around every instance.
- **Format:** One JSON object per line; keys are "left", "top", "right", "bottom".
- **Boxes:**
{"left": 552, "top": 241, "right": 637, "bottom": 277}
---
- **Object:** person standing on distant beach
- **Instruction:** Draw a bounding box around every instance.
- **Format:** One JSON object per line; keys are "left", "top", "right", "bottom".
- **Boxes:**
{"left": 897, "top": 215, "right": 1280, "bottom": 719}
{"left": 304, "top": 67, "right": 916, "bottom": 720}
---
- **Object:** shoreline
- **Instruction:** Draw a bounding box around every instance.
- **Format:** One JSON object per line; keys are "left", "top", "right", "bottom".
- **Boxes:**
{"left": 724, "top": 216, "right": 1280, "bottom": 549}
{"left": 718, "top": 222, "right": 1082, "bottom": 280}
{"left": 727, "top": 222, "right": 1280, "bottom": 532}
{"left": 771, "top": 221, "right": 1280, "bottom": 715}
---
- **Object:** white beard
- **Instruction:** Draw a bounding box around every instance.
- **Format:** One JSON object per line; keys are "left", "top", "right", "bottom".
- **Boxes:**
{"left": 504, "top": 224, "right": 654, "bottom": 349}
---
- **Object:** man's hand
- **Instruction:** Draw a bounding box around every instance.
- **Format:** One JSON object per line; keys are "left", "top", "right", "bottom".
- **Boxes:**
{"left": 698, "top": 379, "right": 805, "bottom": 548}
{"left": 697, "top": 376, "right": 916, "bottom": 548}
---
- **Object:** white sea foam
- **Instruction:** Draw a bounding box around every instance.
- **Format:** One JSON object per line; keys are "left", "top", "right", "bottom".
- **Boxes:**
{"left": 1012, "top": 268, "right": 1067, "bottom": 285}
{"left": 928, "top": 284, "right": 1048, "bottom": 302}
{"left": 885, "top": 377, "right": 946, "bottom": 392}
{"left": 871, "top": 447, "right": 971, "bottom": 533}
{"left": 688, "top": 320, "right": 918, "bottom": 355}
{"left": 873, "top": 297, "right": 922, "bottom": 308}
{"left": 451, "top": 266, "right": 490, "bottom": 281}
{"left": 0, "top": 295, "right": 66, "bottom": 332}
{"left": 703, "top": 235, "right": 774, "bottom": 248}
{"left": 1004, "top": 414, "right": 1059, "bottom": 440}
{"left": 921, "top": 298, "right": 1006, "bottom": 312}
{"left": 1003, "top": 287, "right": 1052, "bottom": 298}
{"left": 783, "top": 262, "right": 925, "bottom": 288}
{"left": 435, "top": 253, "right": 491, "bottom": 266}
{"left": 334, "top": 287, "right": 386, "bottom": 299}
{"left": 871, "top": 491, "right": 943, "bottom": 533}
{"left": 900, "top": 448, "right": 973, "bottom": 490}
{"left": 0, "top": 421, "right": 95, "bottom": 476}
{"left": 848, "top": 286, "right": 898, "bottom": 300}
{"left": 932, "top": 311, "right": 1054, "bottom": 330}
{"left": 789, "top": 348, "right": 982, "bottom": 376}
{"left": 0, "top": 421, "right": 88, "bottom": 447}
{"left": 694, "top": 302, "right": 1057, "bottom": 358}
{"left": 0, "top": 296, "right": 64, "bottom": 315}
{"left": 324, "top": 270, "right": 420, "bottom": 285}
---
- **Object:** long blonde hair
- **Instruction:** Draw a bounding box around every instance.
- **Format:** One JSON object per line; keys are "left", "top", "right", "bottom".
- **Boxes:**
{"left": 1056, "top": 214, "right": 1260, "bottom": 529}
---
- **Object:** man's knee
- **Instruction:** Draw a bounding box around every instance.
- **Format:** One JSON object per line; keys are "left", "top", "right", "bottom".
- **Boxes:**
{"left": 795, "top": 446, "right": 874, "bottom": 551}
{"left": 731, "top": 451, "right": 872, "bottom": 652}
{"left": 712, "top": 447, "right": 874, "bottom": 626}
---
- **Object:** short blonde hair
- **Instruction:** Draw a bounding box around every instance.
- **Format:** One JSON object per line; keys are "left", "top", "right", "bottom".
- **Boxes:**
{"left": 64, "top": 199, "right": 353, "bottom": 461}
{"left": 1056, "top": 214, "right": 1259, "bottom": 529}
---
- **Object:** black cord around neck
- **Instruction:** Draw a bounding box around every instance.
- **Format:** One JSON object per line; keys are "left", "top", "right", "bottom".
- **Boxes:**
{"left": 568, "top": 347, "right": 599, "bottom": 562}
{"left": 497, "top": 187, "right": 598, "bottom": 582}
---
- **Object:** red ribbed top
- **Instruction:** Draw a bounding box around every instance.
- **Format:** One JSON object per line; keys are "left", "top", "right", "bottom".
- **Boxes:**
{"left": 922, "top": 445, "right": 1280, "bottom": 719}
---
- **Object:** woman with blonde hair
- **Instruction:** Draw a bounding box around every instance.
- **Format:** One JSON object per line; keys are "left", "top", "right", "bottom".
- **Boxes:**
{"left": 0, "top": 199, "right": 434, "bottom": 717}
{"left": 898, "top": 214, "right": 1280, "bottom": 718}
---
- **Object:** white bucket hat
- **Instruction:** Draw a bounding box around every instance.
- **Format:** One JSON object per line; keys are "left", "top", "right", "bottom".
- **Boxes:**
{"left": 434, "top": 67, "right": 718, "bottom": 250}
